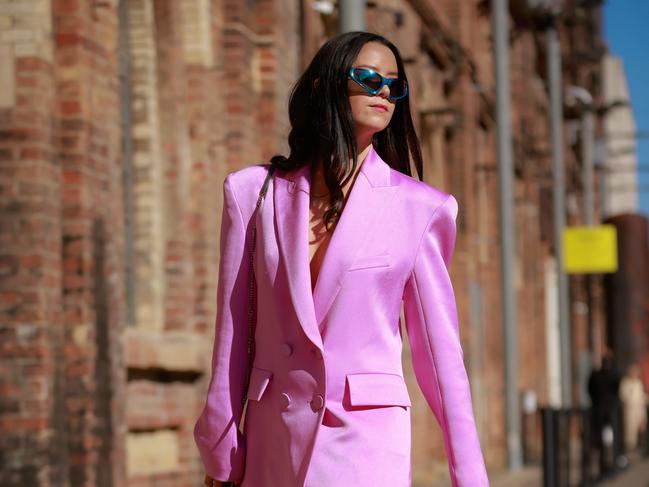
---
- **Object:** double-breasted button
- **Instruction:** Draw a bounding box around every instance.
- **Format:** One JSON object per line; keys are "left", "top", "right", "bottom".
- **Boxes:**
{"left": 281, "top": 342, "right": 293, "bottom": 357}
{"left": 280, "top": 393, "right": 291, "bottom": 410}
{"left": 311, "top": 394, "right": 324, "bottom": 411}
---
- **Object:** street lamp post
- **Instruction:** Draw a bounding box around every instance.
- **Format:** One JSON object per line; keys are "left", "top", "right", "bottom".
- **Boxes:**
{"left": 567, "top": 85, "right": 596, "bottom": 408}
{"left": 339, "top": 0, "right": 366, "bottom": 33}
{"left": 492, "top": 0, "right": 523, "bottom": 470}
{"left": 547, "top": 10, "right": 572, "bottom": 410}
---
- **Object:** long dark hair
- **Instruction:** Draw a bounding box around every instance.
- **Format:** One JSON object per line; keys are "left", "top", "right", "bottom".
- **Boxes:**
{"left": 270, "top": 31, "right": 423, "bottom": 231}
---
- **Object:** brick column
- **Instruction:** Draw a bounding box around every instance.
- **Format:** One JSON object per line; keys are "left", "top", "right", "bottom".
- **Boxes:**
{"left": 0, "top": 1, "right": 63, "bottom": 485}
{"left": 125, "top": 0, "right": 166, "bottom": 331}
{"left": 254, "top": 0, "right": 299, "bottom": 159}
{"left": 222, "top": 0, "right": 262, "bottom": 169}
{"left": 152, "top": 0, "right": 195, "bottom": 333}
{"left": 179, "top": 0, "right": 225, "bottom": 335}
{"left": 54, "top": 0, "right": 126, "bottom": 485}
{"left": 123, "top": 1, "right": 222, "bottom": 484}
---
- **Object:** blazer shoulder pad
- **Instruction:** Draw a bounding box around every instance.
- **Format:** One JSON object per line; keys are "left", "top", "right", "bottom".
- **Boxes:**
{"left": 390, "top": 169, "right": 456, "bottom": 216}
{"left": 224, "top": 163, "right": 273, "bottom": 218}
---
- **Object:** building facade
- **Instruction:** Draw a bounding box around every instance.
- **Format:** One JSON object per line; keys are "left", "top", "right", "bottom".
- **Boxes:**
{"left": 601, "top": 53, "right": 638, "bottom": 218}
{"left": 0, "top": 0, "right": 608, "bottom": 485}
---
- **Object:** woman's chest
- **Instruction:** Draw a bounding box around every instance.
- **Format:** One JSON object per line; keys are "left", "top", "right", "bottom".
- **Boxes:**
{"left": 307, "top": 203, "right": 334, "bottom": 293}
{"left": 254, "top": 184, "right": 426, "bottom": 296}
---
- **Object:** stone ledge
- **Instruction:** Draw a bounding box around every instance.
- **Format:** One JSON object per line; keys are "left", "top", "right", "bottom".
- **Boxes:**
{"left": 126, "top": 429, "right": 180, "bottom": 476}
{"left": 126, "top": 381, "right": 198, "bottom": 430}
{"left": 123, "top": 328, "right": 210, "bottom": 373}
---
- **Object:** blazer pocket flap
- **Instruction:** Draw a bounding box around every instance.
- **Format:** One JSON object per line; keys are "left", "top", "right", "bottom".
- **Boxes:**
{"left": 246, "top": 366, "right": 273, "bottom": 402}
{"left": 348, "top": 253, "right": 391, "bottom": 271}
{"left": 346, "top": 372, "right": 411, "bottom": 407}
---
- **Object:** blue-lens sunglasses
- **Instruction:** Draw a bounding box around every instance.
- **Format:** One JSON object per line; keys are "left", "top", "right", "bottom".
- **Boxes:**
{"left": 348, "top": 67, "right": 408, "bottom": 101}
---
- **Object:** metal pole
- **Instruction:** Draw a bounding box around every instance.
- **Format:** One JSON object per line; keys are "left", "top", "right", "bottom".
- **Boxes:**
{"left": 492, "top": 0, "right": 523, "bottom": 470}
{"left": 547, "top": 17, "right": 572, "bottom": 409}
{"left": 118, "top": 0, "right": 136, "bottom": 327}
{"left": 583, "top": 109, "right": 595, "bottom": 226}
{"left": 600, "top": 169, "right": 608, "bottom": 219}
{"left": 568, "top": 86, "right": 595, "bottom": 226}
{"left": 568, "top": 86, "right": 596, "bottom": 409}
{"left": 579, "top": 96, "right": 595, "bottom": 400}
{"left": 338, "top": 0, "right": 365, "bottom": 33}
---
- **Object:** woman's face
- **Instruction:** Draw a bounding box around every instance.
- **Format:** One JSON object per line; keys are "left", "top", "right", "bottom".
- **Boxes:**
{"left": 347, "top": 42, "right": 399, "bottom": 139}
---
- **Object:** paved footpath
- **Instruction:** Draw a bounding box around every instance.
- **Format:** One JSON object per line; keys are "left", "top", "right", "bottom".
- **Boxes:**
{"left": 598, "top": 455, "right": 649, "bottom": 487}
{"left": 488, "top": 454, "right": 649, "bottom": 487}
{"left": 490, "top": 465, "right": 542, "bottom": 487}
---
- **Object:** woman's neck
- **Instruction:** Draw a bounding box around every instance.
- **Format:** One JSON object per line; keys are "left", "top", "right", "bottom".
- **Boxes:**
{"left": 310, "top": 140, "right": 373, "bottom": 198}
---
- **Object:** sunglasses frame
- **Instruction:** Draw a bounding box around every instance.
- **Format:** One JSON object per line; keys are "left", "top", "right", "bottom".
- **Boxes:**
{"left": 348, "top": 67, "right": 409, "bottom": 101}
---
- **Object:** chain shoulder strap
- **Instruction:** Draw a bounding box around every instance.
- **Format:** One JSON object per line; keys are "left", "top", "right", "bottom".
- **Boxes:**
{"left": 241, "top": 165, "right": 276, "bottom": 408}
{"left": 222, "top": 166, "right": 275, "bottom": 487}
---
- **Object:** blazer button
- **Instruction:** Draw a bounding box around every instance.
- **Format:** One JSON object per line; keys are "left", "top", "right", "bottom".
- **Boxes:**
{"left": 280, "top": 393, "right": 291, "bottom": 410}
{"left": 311, "top": 394, "right": 324, "bottom": 411}
{"left": 281, "top": 343, "right": 293, "bottom": 357}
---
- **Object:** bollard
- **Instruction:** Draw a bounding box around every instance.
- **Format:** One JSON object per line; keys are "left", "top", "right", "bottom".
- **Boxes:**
{"left": 541, "top": 407, "right": 557, "bottom": 487}
{"left": 580, "top": 408, "right": 593, "bottom": 486}
{"left": 556, "top": 409, "right": 571, "bottom": 487}
{"left": 645, "top": 405, "right": 649, "bottom": 457}
{"left": 541, "top": 407, "right": 572, "bottom": 487}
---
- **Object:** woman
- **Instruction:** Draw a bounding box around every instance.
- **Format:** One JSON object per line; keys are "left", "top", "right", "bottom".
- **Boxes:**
{"left": 619, "top": 363, "right": 648, "bottom": 452}
{"left": 194, "top": 31, "right": 489, "bottom": 486}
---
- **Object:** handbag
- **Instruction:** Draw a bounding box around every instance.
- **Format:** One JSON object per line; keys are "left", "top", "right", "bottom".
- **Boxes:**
{"left": 221, "top": 165, "right": 276, "bottom": 487}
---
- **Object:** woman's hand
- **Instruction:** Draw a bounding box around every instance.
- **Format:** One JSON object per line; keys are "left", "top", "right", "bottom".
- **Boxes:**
{"left": 204, "top": 474, "right": 223, "bottom": 486}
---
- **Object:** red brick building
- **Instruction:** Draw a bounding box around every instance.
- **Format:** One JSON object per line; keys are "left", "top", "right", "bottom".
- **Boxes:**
{"left": 0, "top": 0, "right": 607, "bottom": 485}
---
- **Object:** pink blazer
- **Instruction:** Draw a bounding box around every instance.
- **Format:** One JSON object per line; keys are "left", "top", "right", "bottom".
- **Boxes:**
{"left": 193, "top": 144, "right": 489, "bottom": 486}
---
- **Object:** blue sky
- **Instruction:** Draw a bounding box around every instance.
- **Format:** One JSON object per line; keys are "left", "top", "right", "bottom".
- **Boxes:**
{"left": 604, "top": 0, "right": 649, "bottom": 217}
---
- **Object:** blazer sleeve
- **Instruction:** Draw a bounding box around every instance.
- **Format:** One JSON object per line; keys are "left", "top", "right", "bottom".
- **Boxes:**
{"left": 402, "top": 194, "right": 489, "bottom": 486}
{"left": 193, "top": 173, "right": 249, "bottom": 483}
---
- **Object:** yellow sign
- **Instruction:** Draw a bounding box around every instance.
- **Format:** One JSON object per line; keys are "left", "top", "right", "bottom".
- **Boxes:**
{"left": 563, "top": 225, "right": 618, "bottom": 274}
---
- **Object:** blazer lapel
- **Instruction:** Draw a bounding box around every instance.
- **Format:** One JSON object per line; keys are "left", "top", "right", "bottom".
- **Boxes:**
{"left": 273, "top": 145, "right": 397, "bottom": 349}
{"left": 274, "top": 166, "right": 324, "bottom": 352}
{"left": 312, "top": 146, "right": 397, "bottom": 327}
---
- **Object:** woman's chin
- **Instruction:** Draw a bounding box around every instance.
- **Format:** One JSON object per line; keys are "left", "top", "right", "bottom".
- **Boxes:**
{"left": 354, "top": 120, "right": 390, "bottom": 136}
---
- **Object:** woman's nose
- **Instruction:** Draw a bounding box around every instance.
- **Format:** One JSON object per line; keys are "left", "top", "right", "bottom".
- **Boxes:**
{"left": 377, "top": 83, "right": 391, "bottom": 98}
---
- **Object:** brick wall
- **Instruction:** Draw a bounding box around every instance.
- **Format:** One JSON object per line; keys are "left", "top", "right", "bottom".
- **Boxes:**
{"left": 0, "top": 0, "right": 606, "bottom": 485}
{"left": 54, "top": 1, "right": 126, "bottom": 485}
{"left": 1, "top": 0, "right": 126, "bottom": 486}
{"left": 0, "top": 1, "right": 62, "bottom": 484}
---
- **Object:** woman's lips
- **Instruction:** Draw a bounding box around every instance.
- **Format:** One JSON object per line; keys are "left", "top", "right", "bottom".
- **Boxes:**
{"left": 369, "top": 104, "right": 388, "bottom": 112}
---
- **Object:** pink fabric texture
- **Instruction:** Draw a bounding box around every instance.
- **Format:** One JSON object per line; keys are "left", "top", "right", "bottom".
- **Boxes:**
{"left": 193, "top": 144, "right": 489, "bottom": 486}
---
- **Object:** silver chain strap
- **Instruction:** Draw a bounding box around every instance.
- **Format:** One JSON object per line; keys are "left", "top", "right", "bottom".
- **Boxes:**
{"left": 241, "top": 165, "right": 276, "bottom": 409}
